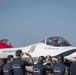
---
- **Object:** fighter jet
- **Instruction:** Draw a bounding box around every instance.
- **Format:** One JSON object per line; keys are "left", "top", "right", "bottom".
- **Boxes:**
{"left": 0, "top": 36, "right": 76, "bottom": 63}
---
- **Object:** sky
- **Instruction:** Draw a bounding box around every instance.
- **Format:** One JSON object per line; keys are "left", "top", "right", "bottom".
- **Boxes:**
{"left": 0, "top": 0, "right": 76, "bottom": 47}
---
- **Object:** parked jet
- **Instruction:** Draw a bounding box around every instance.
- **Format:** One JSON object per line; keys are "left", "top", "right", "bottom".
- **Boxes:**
{"left": 0, "top": 36, "right": 76, "bottom": 63}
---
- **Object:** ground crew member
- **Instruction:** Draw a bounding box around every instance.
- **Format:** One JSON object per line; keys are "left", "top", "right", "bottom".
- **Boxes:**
{"left": 53, "top": 55, "right": 69, "bottom": 75}
{"left": 0, "top": 59, "right": 5, "bottom": 75}
{"left": 11, "top": 49, "right": 34, "bottom": 75}
{"left": 45, "top": 55, "right": 53, "bottom": 68}
{"left": 33, "top": 56, "right": 52, "bottom": 75}
{"left": 3, "top": 55, "right": 13, "bottom": 75}
{"left": 45, "top": 55, "right": 53, "bottom": 74}
{"left": 70, "top": 61, "right": 76, "bottom": 75}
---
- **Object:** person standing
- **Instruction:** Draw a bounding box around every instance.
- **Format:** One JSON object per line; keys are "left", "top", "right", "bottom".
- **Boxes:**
{"left": 53, "top": 55, "right": 69, "bottom": 75}
{"left": 3, "top": 55, "right": 14, "bottom": 75}
{"left": 33, "top": 56, "right": 52, "bottom": 75}
{"left": 45, "top": 55, "right": 53, "bottom": 69}
{"left": 0, "top": 59, "right": 5, "bottom": 75}
{"left": 11, "top": 49, "right": 34, "bottom": 75}
{"left": 70, "top": 61, "right": 76, "bottom": 75}
{"left": 45, "top": 55, "right": 53, "bottom": 74}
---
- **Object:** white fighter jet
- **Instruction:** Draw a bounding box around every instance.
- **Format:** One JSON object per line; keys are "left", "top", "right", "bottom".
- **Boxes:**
{"left": 0, "top": 36, "right": 76, "bottom": 63}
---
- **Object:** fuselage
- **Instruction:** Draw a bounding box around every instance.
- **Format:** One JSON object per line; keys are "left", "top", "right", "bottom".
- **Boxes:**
{"left": 0, "top": 42, "right": 76, "bottom": 62}
{"left": 0, "top": 36, "right": 76, "bottom": 63}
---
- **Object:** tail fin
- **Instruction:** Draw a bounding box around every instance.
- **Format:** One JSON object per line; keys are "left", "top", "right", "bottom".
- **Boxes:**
{"left": 0, "top": 39, "right": 14, "bottom": 49}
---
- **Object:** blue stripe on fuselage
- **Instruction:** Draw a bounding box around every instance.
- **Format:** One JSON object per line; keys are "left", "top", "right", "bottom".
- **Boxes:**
{"left": 53, "top": 49, "right": 76, "bottom": 58}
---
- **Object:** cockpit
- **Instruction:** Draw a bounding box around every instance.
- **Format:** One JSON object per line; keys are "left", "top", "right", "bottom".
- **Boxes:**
{"left": 41, "top": 36, "right": 71, "bottom": 47}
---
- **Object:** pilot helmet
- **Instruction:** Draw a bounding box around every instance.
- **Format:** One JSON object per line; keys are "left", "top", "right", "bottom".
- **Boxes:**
{"left": 53, "top": 38, "right": 58, "bottom": 42}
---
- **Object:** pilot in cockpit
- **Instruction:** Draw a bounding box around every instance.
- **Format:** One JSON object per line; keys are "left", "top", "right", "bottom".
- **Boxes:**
{"left": 53, "top": 38, "right": 59, "bottom": 46}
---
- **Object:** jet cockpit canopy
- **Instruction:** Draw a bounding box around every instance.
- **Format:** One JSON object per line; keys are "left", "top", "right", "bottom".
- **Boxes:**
{"left": 41, "top": 36, "right": 71, "bottom": 46}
